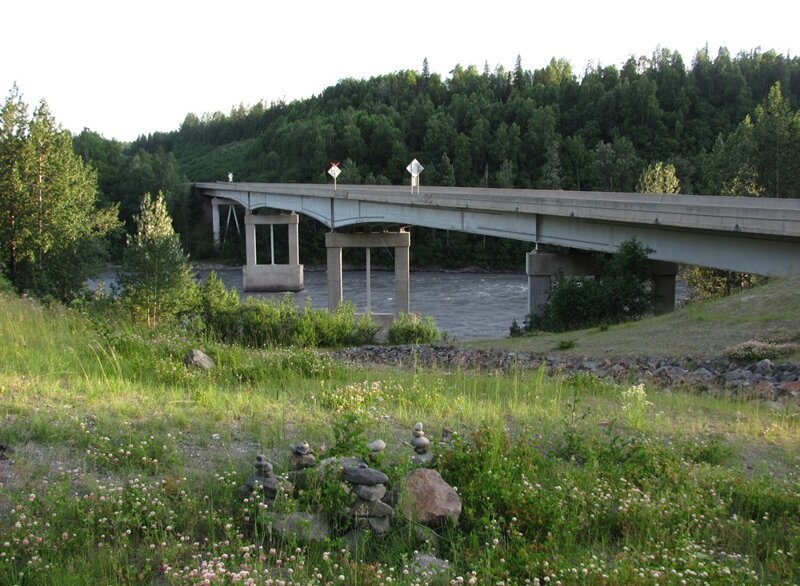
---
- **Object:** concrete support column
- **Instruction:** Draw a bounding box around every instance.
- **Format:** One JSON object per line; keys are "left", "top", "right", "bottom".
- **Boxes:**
{"left": 327, "top": 245, "right": 343, "bottom": 310}
{"left": 288, "top": 219, "right": 300, "bottom": 265}
{"left": 245, "top": 212, "right": 257, "bottom": 267}
{"left": 649, "top": 260, "right": 678, "bottom": 314}
{"left": 325, "top": 230, "right": 411, "bottom": 316}
{"left": 395, "top": 244, "right": 410, "bottom": 314}
{"left": 212, "top": 198, "right": 221, "bottom": 249}
{"left": 243, "top": 212, "right": 303, "bottom": 292}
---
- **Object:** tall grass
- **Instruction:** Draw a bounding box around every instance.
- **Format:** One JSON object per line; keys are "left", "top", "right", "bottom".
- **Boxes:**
{"left": 0, "top": 293, "right": 798, "bottom": 584}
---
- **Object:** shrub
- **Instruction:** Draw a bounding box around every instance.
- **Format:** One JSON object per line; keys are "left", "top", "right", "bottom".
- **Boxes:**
{"left": 0, "top": 266, "right": 15, "bottom": 295}
{"left": 387, "top": 312, "right": 440, "bottom": 345}
{"left": 526, "top": 238, "right": 656, "bottom": 333}
{"left": 723, "top": 339, "right": 796, "bottom": 362}
{"left": 682, "top": 266, "right": 765, "bottom": 302}
{"left": 200, "top": 279, "right": 378, "bottom": 348}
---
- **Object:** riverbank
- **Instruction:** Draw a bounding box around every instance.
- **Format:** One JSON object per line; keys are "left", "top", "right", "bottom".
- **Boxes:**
{"left": 331, "top": 275, "right": 800, "bottom": 409}
{"left": 329, "top": 344, "right": 800, "bottom": 409}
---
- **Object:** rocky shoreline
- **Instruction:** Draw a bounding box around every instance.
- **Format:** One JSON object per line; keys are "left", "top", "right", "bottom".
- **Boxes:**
{"left": 329, "top": 345, "right": 800, "bottom": 410}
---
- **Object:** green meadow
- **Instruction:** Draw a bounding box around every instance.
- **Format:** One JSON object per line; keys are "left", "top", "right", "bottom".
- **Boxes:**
{"left": 0, "top": 292, "right": 798, "bottom": 585}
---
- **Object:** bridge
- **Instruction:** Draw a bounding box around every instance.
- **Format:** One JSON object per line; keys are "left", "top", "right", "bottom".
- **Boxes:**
{"left": 194, "top": 182, "right": 800, "bottom": 317}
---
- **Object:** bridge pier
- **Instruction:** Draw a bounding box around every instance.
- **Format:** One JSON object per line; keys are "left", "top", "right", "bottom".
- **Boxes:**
{"left": 649, "top": 261, "right": 678, "bottom": 314}
{"left": 526, "top": 252, "right": 677, "bottom": 317}
{"left": 325, "top": 230, "right": 410, "bottom": 315}
{"left": 243, "top": 212, "right": 303, "bottom": 292}
{"left": 211, "top": 198, "right": 221, "bottom": 248}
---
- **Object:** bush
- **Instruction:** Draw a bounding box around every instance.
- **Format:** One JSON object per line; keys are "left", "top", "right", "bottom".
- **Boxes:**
{"left": 526, "top": 238, "right": 656, "bottom": 333}
{"left": 199, "top": 276, "right": 378, "bottom": 348}
{"left": 722, "top": 339, "right": 797, "bottom": 362}
{"left": 682, "top": 266, "right": 765, "bottom": 302}
{"left": 387, "top": 312, "right": 440, "bottom": 345}
{"left": 0, "top": 266, "right": 15, "bottom": 295}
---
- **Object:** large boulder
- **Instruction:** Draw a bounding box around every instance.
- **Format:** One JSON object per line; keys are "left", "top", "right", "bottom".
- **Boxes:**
{"left": 184, "top": 349, "right": 215, "bottom": 370}
{"left": 399, "top": 468, "right": 461, "bottom": 527}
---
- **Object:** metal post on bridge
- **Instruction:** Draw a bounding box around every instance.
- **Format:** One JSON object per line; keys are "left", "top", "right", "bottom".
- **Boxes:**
{"left": 406, "top": 159, "right": 424, "bottom": 194}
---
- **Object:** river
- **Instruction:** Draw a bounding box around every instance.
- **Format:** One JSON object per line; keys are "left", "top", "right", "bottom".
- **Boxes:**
{"left": 200, "top": 268, "right": 529, "bottom": 342}
{"left": 90, "top": 267, "right": 685, "bottom": 342}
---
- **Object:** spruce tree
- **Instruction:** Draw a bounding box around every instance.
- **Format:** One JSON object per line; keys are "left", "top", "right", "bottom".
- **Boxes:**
{"left": 119, "top": 191, "right": 197, "bottom": 327}
{"left": 0, "top": 85, "right": 28, "bottom": 284}
{"left": 0, "top": 89, "right": 118, "bottom": 298}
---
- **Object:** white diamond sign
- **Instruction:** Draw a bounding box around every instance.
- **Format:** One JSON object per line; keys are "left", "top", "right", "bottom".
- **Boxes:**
{"left": 406, "top": 159, "right": 424, "bottom": 177}
{"left": 328, "top": 162, "right": 341, "bottom": 190}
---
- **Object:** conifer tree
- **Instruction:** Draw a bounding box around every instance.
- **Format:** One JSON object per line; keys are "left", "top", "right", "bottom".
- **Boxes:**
{"left": 0, "top": 89, "right": 118, "bottom": 298}
{"left": 538, "top": 142, "right": 563, "bottom": 189}
{"left": 0, "top": 85, "right": 28, "bottom": 284}
{"left": 119, "top": 191, "right": 197, "bottom": 327}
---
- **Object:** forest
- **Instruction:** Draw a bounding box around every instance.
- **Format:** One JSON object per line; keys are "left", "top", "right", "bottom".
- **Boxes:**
{"left": 33, "top": 47, "right": 800, "bottom": 269}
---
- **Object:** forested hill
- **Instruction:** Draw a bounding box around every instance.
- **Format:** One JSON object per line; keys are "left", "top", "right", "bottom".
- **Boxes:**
{"left": 128, "top": 48, "right": 800, "bottom": 197}
{"left": 72, "top": 47, "right": 800, "bottom": 266}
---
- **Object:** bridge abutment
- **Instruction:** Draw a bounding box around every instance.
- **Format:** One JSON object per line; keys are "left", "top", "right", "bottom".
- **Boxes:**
{"left": 325, "top": 230, "right": 411, "bottom": 316}
{"left": 526, "top": 252, "right": 677, "bottom": 317}
{"left": 243, "top": 212, "right": 303, "bottom": 292}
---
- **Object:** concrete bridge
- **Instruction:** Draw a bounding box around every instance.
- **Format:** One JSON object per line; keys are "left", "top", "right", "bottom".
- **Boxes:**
{"left": 194, "top": 182, "right": 800, "bottom": 317}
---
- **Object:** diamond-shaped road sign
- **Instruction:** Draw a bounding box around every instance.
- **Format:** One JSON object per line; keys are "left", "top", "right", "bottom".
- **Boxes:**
{"left": 328, "top": 163, "right": 341, "bottom": 179}
{"left": 406, "top": 159, "right": 424, "bottom": 177}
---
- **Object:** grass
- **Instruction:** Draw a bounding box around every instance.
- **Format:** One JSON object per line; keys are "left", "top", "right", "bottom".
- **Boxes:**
{"left": 473, "top": 275, "right": 800, "bottom": 360}
{"left": 0, "top": 292, "right": 799, "bottom": 584}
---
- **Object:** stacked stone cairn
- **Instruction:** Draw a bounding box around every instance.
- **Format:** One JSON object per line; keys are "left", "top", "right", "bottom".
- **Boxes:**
{"left": 366, "top": 438, "right": 386, "bottom": 463}
{"left": 288, "top": 440, "right": 316, "bottom": 489}
{"left": 411, "top": 422, "right": 433, "bottom": 464}
{"left": 342, "top": 462, "right": 393, "bottom": 536}
{"left": 243, "top": 455, "right": 292, "bottom": 503}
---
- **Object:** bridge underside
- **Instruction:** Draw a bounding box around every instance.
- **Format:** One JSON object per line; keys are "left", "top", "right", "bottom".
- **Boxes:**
{"left": 206, "top": 187, "right": 799, "bottom": 276}
{"left": 201, "top": 183, "right": 800, "bottom": 322}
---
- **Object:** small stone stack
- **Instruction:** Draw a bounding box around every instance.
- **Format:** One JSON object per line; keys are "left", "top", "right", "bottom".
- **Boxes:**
{"left": 244, "top": 455, "right": 291, "bottom": 501}
{"left": 342, "top": 463, "right": 393, "bottom": 535}
{"left": 411, "top": 422, "right": 433, "bottom": 464}
{"left": 366, "top": 439, "right": 386, "bottom": 463}
{"left": 288, "top": 441, "right": 317, "bottom": 489}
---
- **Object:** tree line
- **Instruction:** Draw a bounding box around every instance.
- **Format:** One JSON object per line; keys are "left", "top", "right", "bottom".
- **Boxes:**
{"left": 132, "top": 47, "right": 800, "bottom": 199}
{"left": 2, "top": 46, "right": 799, "bottom": 298}
{"left": 128, "top": 47, "right": 800, "bottom": 268}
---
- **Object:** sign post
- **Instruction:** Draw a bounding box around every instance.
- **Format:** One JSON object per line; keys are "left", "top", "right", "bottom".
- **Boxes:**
{"left": 328, "top": 161, "right": 341, "bottom": 191}
{"left": 406, "top": 159, "right": 424, "bottom": 194}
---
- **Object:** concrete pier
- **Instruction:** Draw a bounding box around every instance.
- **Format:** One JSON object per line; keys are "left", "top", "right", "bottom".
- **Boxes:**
{"left": 325, "top": 230, "right": 411, "bottom": 315}
{"left": 243, "top": 212, "right": 303, "bottom": 292}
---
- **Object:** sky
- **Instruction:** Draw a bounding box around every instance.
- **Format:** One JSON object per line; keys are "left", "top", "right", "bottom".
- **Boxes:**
{"left": 3, "top": 0, "right": 799, "bottom": 142}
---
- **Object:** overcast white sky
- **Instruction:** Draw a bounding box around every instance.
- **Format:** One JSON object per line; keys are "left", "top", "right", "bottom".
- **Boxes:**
{"left": 3, "top": 0, "right": 798, "bottom": 142}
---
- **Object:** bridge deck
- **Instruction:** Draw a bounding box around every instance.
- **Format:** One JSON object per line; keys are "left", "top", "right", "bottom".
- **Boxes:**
{"left": 195, "top": 183, "right": 800, "bottom": 275}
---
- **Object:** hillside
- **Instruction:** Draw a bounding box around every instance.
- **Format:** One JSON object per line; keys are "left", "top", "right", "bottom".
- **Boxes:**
{"left": 472, "top": 275, "right": 800, "bottom": 360}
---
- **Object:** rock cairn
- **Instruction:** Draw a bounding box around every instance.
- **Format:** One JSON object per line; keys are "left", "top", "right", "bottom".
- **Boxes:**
{"left": 342, "top": 463, "right": 393, "bottom": 536}
{"left": 366, "top": 439, "right": 386, "bottom": 463}
{"left": 244, "top": 455, "right": 291, "bottom": 502}
{"left": 288, "top": 440, "right": 316, "bottom": 488}
{"left": 411, "top": 422, "right": 433, "bottom": 464}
